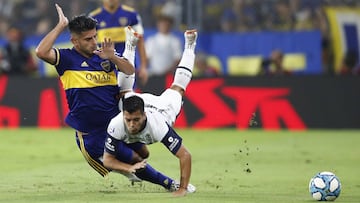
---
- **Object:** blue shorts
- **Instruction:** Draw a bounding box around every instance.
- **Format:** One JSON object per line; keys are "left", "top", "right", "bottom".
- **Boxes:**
{"left": 75, "top": 129, "right": 143, "bottom": 177}
{"left": 114, "top": 141, "right": 144, "bottom": 163}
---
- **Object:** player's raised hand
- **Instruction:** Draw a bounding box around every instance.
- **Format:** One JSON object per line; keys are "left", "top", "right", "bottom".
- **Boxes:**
{"left": 55, "top": 4, "right": 68, "bottom": 28}
{"left": 93, "top": 38, "right": 115, "bottom": 59}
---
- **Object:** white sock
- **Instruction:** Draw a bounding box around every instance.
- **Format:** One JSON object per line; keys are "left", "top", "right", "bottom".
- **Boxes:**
{"left": 172, "top": 68, "right": 192, "bottom": 90}
{"left": 122, "top": 41, "right": 136, "bottom": 67}
{"left": 178, "top": 49, "right": 195, "bottom": 72}
{"left": 172, "top": 49, "right": 195, "bottom": 90}
{"left": 117, "top": 72, "right": 135, "bottom": 92}
{"left": 185, "top": 41, "right": 196, "bottom": 51}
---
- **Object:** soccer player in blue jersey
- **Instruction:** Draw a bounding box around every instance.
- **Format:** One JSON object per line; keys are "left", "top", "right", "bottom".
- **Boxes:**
{"left": 35, "top": 3, "right": 135, "bottom": 178}
{"left": 89, "top": 0, "right": 148, "bottom": 85}
{"left": 105, "top": 30, "right": 198, "bottom": 197}
{"left": 35, "top": 4, "right": 176, "bottom": 188}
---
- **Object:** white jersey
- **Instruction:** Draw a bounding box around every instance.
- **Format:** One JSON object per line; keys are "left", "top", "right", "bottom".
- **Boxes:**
{"left": 107, "top": 89, "right": 183, "bottom": 153}
{"left": 108, "top": 108, "right": 169, "bottom": 145}
{"left": 118, "top": 89, "right": 182, "bottom": 127}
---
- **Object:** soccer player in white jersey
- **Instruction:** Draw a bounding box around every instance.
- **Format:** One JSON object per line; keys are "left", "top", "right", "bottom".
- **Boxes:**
{"left": 104, "top": 29, "right": 198, "bottom": 197}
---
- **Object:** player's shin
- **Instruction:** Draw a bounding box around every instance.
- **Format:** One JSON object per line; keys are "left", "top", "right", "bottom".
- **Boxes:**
{"left": 117, "top": 72, "right": 135, "bottom": 93}
{"left": 122, "top": 44, "right": 136, "bottom": 67}
{"left": 135, "top": 163, "right": 174, "bottom": 190}
{"left": 122, "top": 26, "right": 139, "bottom": 67}
{"left": 172, "top": 50, "right": 195, "bottom": 90}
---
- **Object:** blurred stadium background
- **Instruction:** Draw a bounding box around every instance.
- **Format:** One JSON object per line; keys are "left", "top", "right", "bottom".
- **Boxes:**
{"left": 1, "top": 2, "right": 360, "bottom": 202}
{"left": 0, "top": 0, "right": 360, "bottom": 130}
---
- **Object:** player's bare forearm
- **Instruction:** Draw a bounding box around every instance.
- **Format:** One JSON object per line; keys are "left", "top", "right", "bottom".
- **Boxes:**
{"left": 35, "top": 26, "right": 63, "bottom": 64}
{"left": 94, "top": 38, "right": 135, "bottom": 75}
{"left": 35, "top": 4, "right": 68, "bottom": 64}
{"left": 103, "top": 152, "right": 145, "bottom": 173}
{"left": 110, "top": 55, "right": 135, "bottom": 75}
{"left": 175, "top": 145, "right": 192, "bottom": 192}
{"left": 103, "top": 152, "right": 133, "bottom": 173}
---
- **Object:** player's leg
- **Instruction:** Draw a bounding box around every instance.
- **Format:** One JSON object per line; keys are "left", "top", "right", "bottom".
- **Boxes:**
{"left": 117, "top": 26, "right": 140, "bottom": 98}
{"left": 75, "top": 131, "right": 110, "bottom": 177}
{"left": 170, "top": 29, "right": 198, "bottom": 96}
{"left": 156, "top": 30, "right": 198, "bottom": 126}
{"left": 127, "top": 142, "right": 149, "bottom": 159}
{"left": 122, "top": 26, "right": 140, "bottom": 67}
{"left": 115, "top": 141, "right": 175, "bottom": 190}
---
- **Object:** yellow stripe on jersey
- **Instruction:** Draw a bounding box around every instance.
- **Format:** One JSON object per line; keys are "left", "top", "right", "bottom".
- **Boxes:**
{"left": 121, "top": 5, "right": 135, "bottom": 12}
{"left": 97, "top": 27, "right": 126, "bottom": 43}
{"left": 60, "top": 70, "right": 117, "bottom": 90}
{"left": 77, "top": 131, "right": 109, "bottom": 177}
{"left": 88, "top": 8, "right": 102, "bottom": 17}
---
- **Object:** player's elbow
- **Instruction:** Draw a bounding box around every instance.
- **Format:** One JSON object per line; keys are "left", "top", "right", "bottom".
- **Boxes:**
{"left": 180, "top": 149, "right": 192, "bottom": 163}
{"left": 120, "top": 60, "right": 135, "bottom": 75}
{"left": 35, "top": 47, "right": 46, "bottom": 59}
{"left": 35, "top": 47, "right": 51, "bottom": 63}
{"left": 176, "top": 146, "right": 192, "bottom": 162}
{"left": 103, "top": 153, "right": 115, "bottom": 170}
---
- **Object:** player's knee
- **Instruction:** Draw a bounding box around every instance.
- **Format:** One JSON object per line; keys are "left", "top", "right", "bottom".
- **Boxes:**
{"left": 131, "top": 153, "right": 143, "bottom": 163}
{"left": 137, "top": 145, "right": 150, "bottom": 159}
{"left": 138, "top": 150, "right": 149, "bottom": 160}
{"left": 131, "top": 151, "right": 149, "bottom": 163}
{"left": 140, "top": 150, "right": 149, "bottom": 159}
{"left": 170, "top": 85, "right": 184, "bottom": 96}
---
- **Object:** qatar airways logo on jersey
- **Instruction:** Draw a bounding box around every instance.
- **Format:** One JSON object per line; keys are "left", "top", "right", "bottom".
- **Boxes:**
{"left": 175, "top": 78, "right": 306, "bottom": 130}
{"left": 85, "top": 73, "right": 112, "bottom": 83}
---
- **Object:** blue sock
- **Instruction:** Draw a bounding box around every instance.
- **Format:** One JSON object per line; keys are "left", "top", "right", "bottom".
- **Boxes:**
{"left": 135, "top": 163, "right": 173, "bottom": 189}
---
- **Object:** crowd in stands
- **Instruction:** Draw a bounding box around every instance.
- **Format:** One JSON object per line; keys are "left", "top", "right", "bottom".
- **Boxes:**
{"left": 1, "top": 0, "right": 359, "bottom": 36}
{"left": 0, "top": 0, "right": 360, "bottom": 76}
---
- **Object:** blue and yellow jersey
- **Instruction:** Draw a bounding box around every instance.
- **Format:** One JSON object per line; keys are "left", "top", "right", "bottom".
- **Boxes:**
{"left": 54, "top": 48, "right": 120, "bottom": 132}
{"left": 89, "top": 5, "right": 142, "bottom": 54}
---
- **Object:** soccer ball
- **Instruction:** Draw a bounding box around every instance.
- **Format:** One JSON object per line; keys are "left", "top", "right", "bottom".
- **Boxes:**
{"left": 309, "top": 171, "right": 341, "bottom": 201}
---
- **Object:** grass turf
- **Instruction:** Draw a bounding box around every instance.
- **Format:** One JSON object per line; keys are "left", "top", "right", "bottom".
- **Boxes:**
{"left": 0, "top": 128, "right": 359, "bottom": 203}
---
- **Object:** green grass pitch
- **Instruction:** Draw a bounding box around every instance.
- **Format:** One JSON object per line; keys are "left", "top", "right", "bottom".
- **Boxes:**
{"left": 0, "top": 128, "right": 359, "bottom": 203}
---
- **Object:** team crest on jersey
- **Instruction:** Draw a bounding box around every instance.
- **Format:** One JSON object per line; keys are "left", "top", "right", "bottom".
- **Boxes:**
{"left": 119, "top": 17, "right": 128, "bottom": 26}
{"left": 100, "top": 60, "right": 111, "bottom": 72}
{"left": 99, "top": 21, "right": 106, "bottom": 28}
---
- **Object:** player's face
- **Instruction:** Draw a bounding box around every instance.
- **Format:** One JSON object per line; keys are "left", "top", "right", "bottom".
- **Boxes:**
{"left": 103, "top": 0, "right": 120, "bottom": 8}
{"left": 71, "top": 29, "right": 98, "bottom": 58}
{"left": 123, "top": 110, "right": 146, "bottom": 135}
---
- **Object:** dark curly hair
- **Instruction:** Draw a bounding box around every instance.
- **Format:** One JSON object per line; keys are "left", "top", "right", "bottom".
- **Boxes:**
{"left": 123, "top": 95, "right": 145, "bottom": 113}
{"left": 68, "top": 14, "right": 97, "bottom": 35}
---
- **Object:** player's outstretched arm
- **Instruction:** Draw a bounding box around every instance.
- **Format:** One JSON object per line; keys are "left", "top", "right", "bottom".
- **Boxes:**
{"left": 172, "top": 145, "right": 192, "bottom": 197}
{"left": 103, "top": 151, "right": 146, "bottom": 174}
{"left": 35, "top": 4, "right": 68, "bottom": 65}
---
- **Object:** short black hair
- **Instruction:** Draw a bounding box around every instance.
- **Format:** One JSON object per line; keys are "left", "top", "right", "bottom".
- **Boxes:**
{"left": 68, "top": 14, "right": 97, "bottom": 35}
{"left": 123, "top": 95, "right": 144, "bottom": 113}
